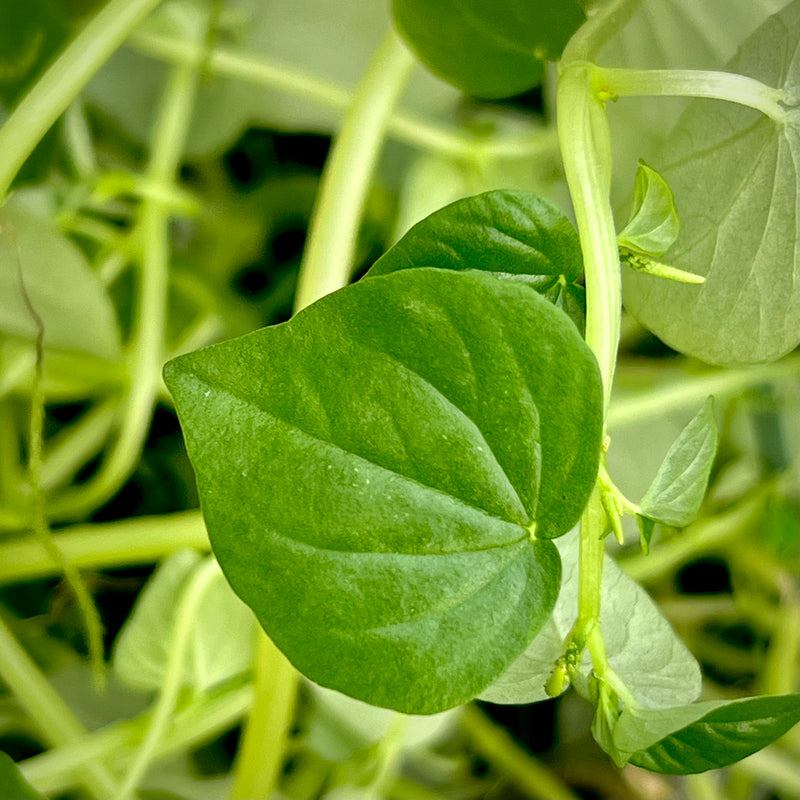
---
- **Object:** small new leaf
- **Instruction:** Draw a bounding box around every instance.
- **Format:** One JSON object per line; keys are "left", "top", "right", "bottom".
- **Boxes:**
{"left": 165, "top": 269, "right": 604, "bottom": 713}
{"left": 617, "top": 161, "right": 680, "bottom": 258}
{"left": 639, "top": 397, "right": 718, "bottom": 530}
{"left": 614, "top": 694, "right": 800, "bottom": 774}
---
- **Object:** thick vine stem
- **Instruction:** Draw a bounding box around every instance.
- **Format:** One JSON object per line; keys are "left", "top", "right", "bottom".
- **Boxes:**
{"left": 557, "top": 62, "right": 620, "bottom": 414}
{"left": 557, "top": 5, "right": 628, "bottom": 686}
{"left": 561, "top": 487, "right": 608, "bottom": 671}
{"left": 294, "top": 28, "right": 415, "bottom": 311}
{"left": 556, "top": 62, "right": 619, "bottom": 673}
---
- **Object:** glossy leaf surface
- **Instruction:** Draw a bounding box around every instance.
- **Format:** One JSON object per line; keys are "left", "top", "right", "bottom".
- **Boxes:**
{"left": 479, "top": 529, "right": 701, "bottom": 707}
{"left": 368, "top": 191, "right": 585, "bottom": 330}
{"left": 392, "top": 0, "right": 585, "bottom": 98}
{"left": 623, "top": 2, "right": 800, "bottom": 365}
{"left": 165, "top": 268, "right": 603, "bottom": 712}
{"left": 639, "top": 397, "right": 718, "bottom": 531}
{"left": 615, "top": 694, "right": 800, "bottom": 774}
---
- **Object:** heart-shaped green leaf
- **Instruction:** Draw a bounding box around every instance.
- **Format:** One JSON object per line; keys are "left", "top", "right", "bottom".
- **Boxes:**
{"left": 368, "top": 191, "right": 585, "bottom": 331}
{"left": 165, "top": 268, "right": 603, "bottom": 713}
{"left": 392, "top": 0, "right": 585, "bottom": 99}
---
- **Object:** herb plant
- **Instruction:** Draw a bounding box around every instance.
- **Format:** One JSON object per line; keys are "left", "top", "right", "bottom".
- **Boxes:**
{"left": 0, "top": 0, "right": 798, "bottom": 798}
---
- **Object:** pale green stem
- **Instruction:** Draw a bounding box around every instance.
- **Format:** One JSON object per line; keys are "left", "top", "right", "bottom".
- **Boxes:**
{"left": 556, "top": 44, "right": 621, "bottom": 685}
{"left": 0, "top": 510, "right": 209, "bottom": 586}
{"left": 130, "top": 29, "right": 557, "bottom": 162}
{"left": 563, "top": 487, "right": 610, "bottom": 676}
{"left": 557, "top": 63, "right": 619, "bottom": 413}
{"left": 586, "top": 628, "right": 638, "bottom": 709}
{"left": 22, "top": 680, "right": 253, "bottom": 796}
{"left": 48, "top": 58, "right": 199, "bottom": 520}
{"left": 609, "top": 355, "right": 799, "bottom": 428}
{"left": 362, "top": 716, "right": 409, "bottom": 798}
{"left": 114, "top": 556, "right": 221, "bottom": 799}
{"left": 294, "top": 29, "right": 414, "bottom": 310}
{"left": 593, "top": 66, "right": 788, "bottom": 122}
{"left": 229, "top": 632, "right": 297, "bottom": 799}
{"left": 130, "top": 29, "right": 351, "bottom": 111}
{"left": 461, "top": 705, "right": 578, "bottom": 800}
{"left": 0, "top": 614, "right": 118, "bottom": 799}
{"left": 40, "top": 399, "right": 117, "bottom": 492}
{"left": 63, "top": 98, "right": 98, "bottom": 178}
{"left": 0, "top": 0, "right": 164, "bottom": 200}
{"left": 598, "top": 462, "right": 640, "bottom": 517}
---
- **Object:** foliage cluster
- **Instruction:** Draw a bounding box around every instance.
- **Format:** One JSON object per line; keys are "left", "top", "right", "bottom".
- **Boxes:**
{"left": 0, "top": 1, "right": 798, "bottom": 798}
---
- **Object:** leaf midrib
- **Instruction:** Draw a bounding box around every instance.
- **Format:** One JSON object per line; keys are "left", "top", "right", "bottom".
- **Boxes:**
{"left": 182, "top": 369, "right": 533, "bottom": 551}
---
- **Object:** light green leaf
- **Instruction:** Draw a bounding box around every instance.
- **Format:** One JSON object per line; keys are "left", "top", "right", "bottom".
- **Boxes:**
{"left": 0, "top": 752, "right": 45, "bottom": 800}
{"left": 617, "top": 161, "right": 680, "bottom": 258}
{"left": 623, "top": 2, "right": 800, "bottom": 365}
{"left": 113, "top": 550, "right": 256, "bottom": 694}
{"left": 614, "top": 694, "right": 800, "bottom": 774}
{"left": 165, "top": 268, "right": 603, "bottom": 713}
{"left": 479, "top": 528, "right": 701, "bottom": 707}
{"left": 391, "top": 0, "right": 585, "bottom": 98}
{"left": 368, "top": 191, "right": 585, "bottom": 331}
{"left": 639, "top": 397, "right": 718, "bottom": 529}
{"left": 0, "top": 206, "right": 121, "bottom": 362}
{"left": 597, "top": 0, "right": 790, "bottom": 202}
